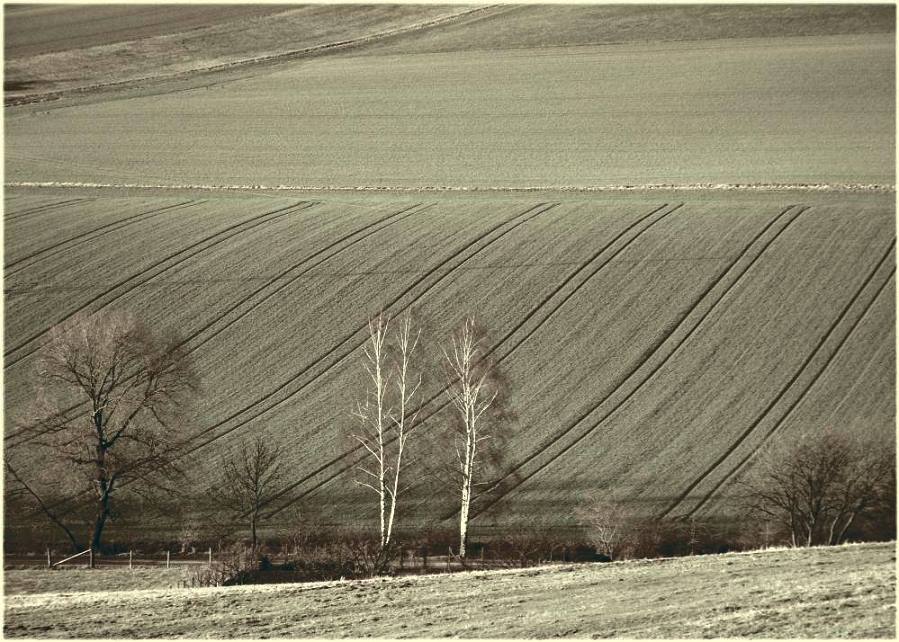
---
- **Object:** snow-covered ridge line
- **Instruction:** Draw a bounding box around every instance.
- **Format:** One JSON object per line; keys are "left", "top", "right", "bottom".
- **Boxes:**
{"left": 6, "top": 181, "right": 896, "bottom": 193}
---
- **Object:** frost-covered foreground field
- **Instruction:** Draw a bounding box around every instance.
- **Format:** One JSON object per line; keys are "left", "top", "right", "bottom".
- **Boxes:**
{"left": 5, "top": 542, "right": 895, "bottom": 638}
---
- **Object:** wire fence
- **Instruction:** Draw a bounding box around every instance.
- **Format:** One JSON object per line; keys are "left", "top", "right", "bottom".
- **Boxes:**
{"left": 5, "top": 548, "right": 215, "bottom": 570}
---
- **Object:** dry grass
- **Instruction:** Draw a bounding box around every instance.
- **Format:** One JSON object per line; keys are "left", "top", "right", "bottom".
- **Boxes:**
{"left": 4, "top": 542, "right": 894, "bottom": 638}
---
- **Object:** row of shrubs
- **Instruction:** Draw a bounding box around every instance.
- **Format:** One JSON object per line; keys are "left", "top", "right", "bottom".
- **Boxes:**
{"left": 179, "top": 518, "right": 764, "bottom": 587}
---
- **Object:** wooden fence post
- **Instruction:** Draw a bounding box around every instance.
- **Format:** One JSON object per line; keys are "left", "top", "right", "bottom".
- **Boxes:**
{"left": 89, "top": 548, "right": 93, "bottom": 569}
{"left": 447, "top": 547, "right": 451, "bottom": 571}
{"left": 129, "top": 550, "right": 133, "bottom": 570}
{"left": 208, "top": 547, "right": 212, "bottom": 567}
{"left": 46, "top": 548, "right": 51, "bottom": 569}
{"left": 166, "top": 550, "right": 170, "bottom": 569}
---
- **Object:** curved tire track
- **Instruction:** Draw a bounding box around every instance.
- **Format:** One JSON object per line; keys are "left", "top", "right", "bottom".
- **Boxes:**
{"left": 4, "top": 198, "right": 89, "bottom": 222}
{"left": 4, "top": 202, "right": 422, "bottom": 448}
{"left": 264, "top": 202, "right": 683, "bottom": 517}
{"left": 181, "top": 202, "right": 560, "bottom": 457}
{"left": 665, "top": 241, "right": 896, "bottom": 520}
{"left": 465, "top": 204, "right": 808, "bottom": 522}
{"left": 4, "top": 201, "right": 315, "bottom": 369}
{"left": 5, "top": 200, "right": 201, "bottom": 275}
{"left": 181, "top": 202, "right": 429, "bottom": 355}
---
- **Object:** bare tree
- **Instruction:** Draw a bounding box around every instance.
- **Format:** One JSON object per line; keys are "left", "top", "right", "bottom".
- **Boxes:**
{"left": 740, "top": 428, "right": 895, "bottom": 547}
{"left": 351, "top": 312, "right": 423, "bottom": 555}
{"left": 443, "top": 316, "right": 499, "bottom": 558}
{"left": 218, "top": 436, "right": 284, "bottom": 552}
{"left": 12, "top": 311, "right": 198, "bottom": 558}
{"left": 580, "top": 495, "right": 630, "bottom": 561}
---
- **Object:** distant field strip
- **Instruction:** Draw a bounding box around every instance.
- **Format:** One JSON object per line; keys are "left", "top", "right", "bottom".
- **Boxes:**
{"left": 3, "top": 201, "right": 316, "bottom": 369}
{"left": 4, "top": 6, "right": 499, "bottom": 107}
{"left": 4, "top": 201, "right": 200, "bottom": 276}
{"left": 7, "top": 181, "right": 896, "bottom": 193}
{"left": 671, "top": 246, "right": 897, "bottom": 519}
{"left": 470, "top": 205, "right": 808, "bottom": 521}
{"left": 262, "top": 203, "right": 682, "bottom": 515}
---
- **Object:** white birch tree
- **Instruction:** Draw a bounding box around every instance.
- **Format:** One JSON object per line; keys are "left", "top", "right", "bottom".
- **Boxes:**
{"left": 443, "top": 316, "right": 497, "bottom": 558}
{"left": 351, "top": 312, "right": 422, "bottom": 555}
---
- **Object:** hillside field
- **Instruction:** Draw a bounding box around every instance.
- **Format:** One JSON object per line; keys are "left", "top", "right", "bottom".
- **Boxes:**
{"left": 5, "top": 542, "right": 895, "bottom": 638}
{"left": 4, "top": 187, "right": 894, "bottom": 535}
{"left": 4, "top": 3, "right": 895, "bottom": 547}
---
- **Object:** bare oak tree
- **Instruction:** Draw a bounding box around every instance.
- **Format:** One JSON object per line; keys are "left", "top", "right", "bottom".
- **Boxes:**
{"left": 740, "top": 428, "right": 895, "bottom": 547}
{"left": 351, "top": 312, "right": 423, "bottom": 555}
{"left": 443, "top": 316, "right": 498, "bottom": 558}
{"left": 218, "top": 435, "right": 284, "bottom": 552}
{"left": 15, "top": 311, "right": 198, "bottom": 556}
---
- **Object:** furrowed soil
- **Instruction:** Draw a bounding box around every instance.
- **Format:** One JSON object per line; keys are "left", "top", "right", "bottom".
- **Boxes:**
{"left": 3, "top": 4, "right": 894, "bottom": 545}
{"left": 4, "top": 190, "right": 894, "bottom": 532}
{"left": 4, "top": 542, "right": 895, "bottom": 638}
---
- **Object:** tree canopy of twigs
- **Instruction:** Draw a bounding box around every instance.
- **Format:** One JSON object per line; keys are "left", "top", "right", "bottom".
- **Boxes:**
{"left": 740, "top": 428, "right": 895, "bottom": 547}
{"left": 9, "top": 311, "right": 198, "bottom": 554}
{"left": 218, "top": 435, "right": 285, "bottom": 552}
{"left": 442, "top": 315, "right": 504, "bottom": 558}
{"left": 351, "top": 312, "right": 423, "bottom": 554}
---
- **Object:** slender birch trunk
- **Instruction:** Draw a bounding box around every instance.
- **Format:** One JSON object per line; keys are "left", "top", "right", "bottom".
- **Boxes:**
{"left": 444, "top": 317, "right": 497, "bottom": 559}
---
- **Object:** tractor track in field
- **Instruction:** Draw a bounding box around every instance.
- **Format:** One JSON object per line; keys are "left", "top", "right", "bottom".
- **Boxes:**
{"left": 668, "top": 243, "right": 896, "bottom": 520}
{"left": 179, "top": 202, "right": 560, "bottom": 458}
{"left": 262, "top": 202, "right": 684, "bottom": 517}
{"left": 181, "top": 202, "right": 430, "bottom": 356}
{"left": 27, "top": 203, "right": 552, "bottom": 510}
{"left": 4, "top": 203, "right": 424, "bottom": 448}
{"left": 5, "top": 201, "right": 201, "bottom": 276}
{"left": 3, "top": 201, "right": 316, "bottom": 370}
{"left": 465, "top": 204, "right": 809, "bottom": 522}
{"left": 3, "top": 198, "right": 91, "bottom": 223}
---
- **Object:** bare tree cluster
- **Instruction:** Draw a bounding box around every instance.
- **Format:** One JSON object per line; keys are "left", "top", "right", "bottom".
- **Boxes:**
{"left": 740, "top": 429, "right": 895, "bottom": 547}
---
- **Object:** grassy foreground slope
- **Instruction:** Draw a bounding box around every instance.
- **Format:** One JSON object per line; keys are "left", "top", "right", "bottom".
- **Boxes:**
{"left": 4, "top": 190, "right": 894, "bottom": 533}
{"left": 5, "top": 542, "right": 895, "bottom": 638}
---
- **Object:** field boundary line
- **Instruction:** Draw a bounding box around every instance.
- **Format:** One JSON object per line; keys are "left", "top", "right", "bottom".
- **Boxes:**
{"left": 261, "top": 202, "right": 678, "bottom": 515}
{"left": 7, "top": 181, "right": 896, "bottom": 193}
{"left": 3, "top": 201, "right": 316, "bottom": 372}
{"left": 182, "top": 203, "right": 430, "bottom": 356}
{"left": 466, "top": 204, "right": 808, "bottom": 522}
{"left": 180, "top": 203, "right": 560, "bottom": 461}
{"left": 3, "top": 198, "right": 91, "bottom": 222}
{"left": 5, "top": 200, "right": 202, "bottom": 276}
{"left": 669, "top": 242, "right": 896, "bottom": 519}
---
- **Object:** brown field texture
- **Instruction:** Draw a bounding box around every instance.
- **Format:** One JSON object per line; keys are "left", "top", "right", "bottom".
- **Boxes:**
{"left": 4, "top": 189, "right": 895, "bottom": 533}
{"left": 4, "top": 542, "right": 896, "bottom": 638}
{"left": 3, "top": 5, "right": 895, "bottom": 540}
{"left": 4, "top": 6, "right": 895, "bottom": 188}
